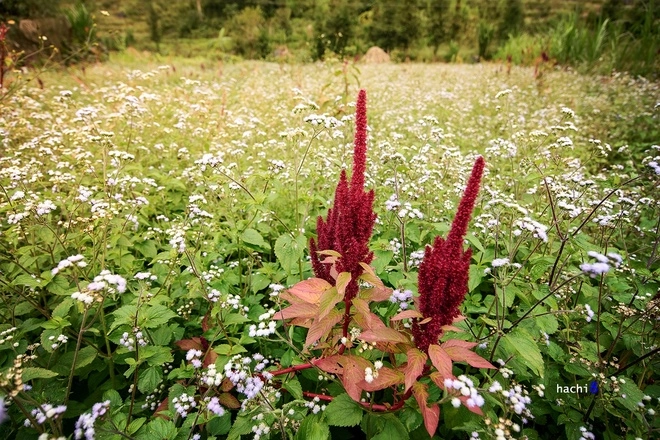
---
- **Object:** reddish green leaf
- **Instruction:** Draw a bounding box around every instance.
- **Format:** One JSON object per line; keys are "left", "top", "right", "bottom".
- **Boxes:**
{"left": 360, "top": 367, "right": 404, "bottom": 392}
{"left": 341, "top": 356, "right": 372, "bottom": 402}
{"left": 390, "top": 310, "right": 423, "bottom": 321}
{"left": 403, "top": 348, "right": 427, "bottom": 392}
{"left": 314, "top": 355, "right": 345, "bottom": 375}
{"left": 218, "top": 393, "right": 240, "bottom": 409}
{"left": 412, "top": 382, "right": 440, "bottom": 437}
{"left": 441, "top": 342, "right": 495, "bottom": 369}
{"left": 441, "top": 339, "right": 478, "bottom": 350}
{"left": 287, "top": 278, "right": 333, "bottom": 303}
{"left": 306, "top": 308, "right": 343, "bottom": 347}
{"left": 428, "top": 344, "right": 453, "bottom": 380}
{"left": 274, "top": 302, "right": 318, "bottom": 320}
{"left": 360, "top": 327, "right": 408, "bottom": 344}
{"left": 358, "top": 263, "right": 393, "bottom": 301}
{"left": 335, "top": 272, "right": 351, "bottom": 297}
{"left": 318, "top": 287, "right": 342, "bottom": 321}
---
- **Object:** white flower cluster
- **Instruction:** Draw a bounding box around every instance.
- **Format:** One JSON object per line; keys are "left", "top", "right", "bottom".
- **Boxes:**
{"left": 398, "top": 202, "right": 424, "bottom": 219}
{"left": 580, "top": 251, "right": 623, "bottom": 278}
{"left": 408, "top": 249, "right": 425, "bottom": 268}
{"left": 187, "top": 349, "right": 204, "bottom": 368}
{"left": 52, "top": 255, "right": 87, "bottom": 276}
{"left": 385, "top": 194, "right": 401, "bottom": 211}
{"left": 489, "top": 381, "right": 534, "bottom": 423}
{"left": 201, "top": 363, "right": 224, "bottom": 387}
{"left": 444, "top": 375, "right": 485, "bottom": 409}
{"left": 173, "top": 393, "right": 197, "bottom": 418}
{"left": 364, "top": 360, "right": 384, "bottom": 384}
{"left": 205, "top": 396, "right": 225, "bottom": 416}
{"left": 648, "top": 161, "right": 660, "bottom": 175}
{"left": 491, "top": 258, "right": 510, "bottom": 268}
{"left": 87, "top": 270, "right": 127, "bottom": 294}
{"left": 35, "top": 200, "right": 57, "bottom": 216}
{"left": 24, "top": 403, "right": 67, "bottom": 427}
{"left": 134, "top": 271, "right": 157, "bottom": 281}
{"left": 268, "top": 283, "right": 285, "bottom": 298}
{"left": 120, "top": 328, "right": 147, "bottom": 351}
{"left": 389, "top": 289, "right": 413, "bottom": 310}
{"left": 0, "top": 327, "right": 17, "bottom": 345}
{"left": 249, "top": 309, "right": 277, "bottom": 337}
{"left": 513, "top": 217, "right": 548, "bottom": 242}
{"left": 207, "top": 288, "right": 221, "bottom": 303}
{"left": 48, "top": 334, "right": 68, "bottom": 350}
{"left": 584, "top": 304, "right": 595, "bottom": 322}
{"left": 250, "top": 415, "right": 271, "bottom": 440}
{"left": 74, "top": 400, "right": 110, "bottom": 440}
{"left": 224, "top": 354, "right": 271, "bottom": 403}
{"left": 303, "top": 114, "right": 343, "bottom": 129}
{"left": 221, "top": 293, "right": 249, "bottom": 314}
{"left": 304, "top": 396, "right": 327, "bottom": 414}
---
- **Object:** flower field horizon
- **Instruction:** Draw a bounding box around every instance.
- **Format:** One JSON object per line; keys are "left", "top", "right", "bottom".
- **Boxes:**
{"left": 0, "top": 57, "right": 658, "bottom": 439}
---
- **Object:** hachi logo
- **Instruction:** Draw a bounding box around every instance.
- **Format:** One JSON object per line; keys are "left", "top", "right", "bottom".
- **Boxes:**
{"left": 556, "top": 381, "right": 599, "bottom": 395}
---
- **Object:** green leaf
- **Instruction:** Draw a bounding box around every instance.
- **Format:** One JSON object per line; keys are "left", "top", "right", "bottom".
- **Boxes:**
{"left": 103, "top": 389, "right": 123, "bottom": 408}
{"left": 141, "top": 346, "right": 173, "bottom": 366}
{"left": 208, "top": 413, "right": 232, "bottom": 435}
{"left": 109, "top": 305, "right": 137, "bottom": 333}
{"left": 296, "top": 414, "right": 330, "bottom": 440}
{"left": 372, "top": 250, "right": 393, "bottom": 274}
{"left": 127, "top": 417, "right": 146, "bottom": 435}
{"left": 502, "top": 329, "right": 544, "bottom": 377}
{"left": 468, "top": 264, "right": 483, "bottom": 293}
{"left": 241, "top": 228, "right": 270, "bottom": 249}
{"left": 275, "top": 234, "right": 306, "bottom": 273}
{"left": 138, "top": 366, "right": 162, "bottom": 393}
{"left": 52, "top": 298, "right": 74, "bottom": 319}
{"left": 145, "top": 418, "right": 177, "bottom": 439}
{"left": 14, "top": 274, "right": 42, "bottom": 288}
{"left": 227, "top": 414, "right": 254, "bottom": 440}
{"left": 284, "top": 377, "right": 303, "bottom": 400}
{"left": 325, "top": 393, "right": 363, "bottom": 427}
{"left": 142, "top": 304, "right": 178, "bottom": 329}
{"left": 51, "top": 345, "right": 97, "bottom": 375}
{"left": 135, "top": 240, "right": 158, "bottom": 259}
{"left": 22, "top": 367, "right": 58, "bottom": 381}
{"left": 616, "top": 379, "right": 645, "bottom": 412}
{"left": 362, "top": 413, "right": 409, "bottom": 440}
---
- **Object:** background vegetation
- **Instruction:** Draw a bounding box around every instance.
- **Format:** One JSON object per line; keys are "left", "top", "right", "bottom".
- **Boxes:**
{"left": 0, "top": 0, "right": 658, "bottom": 77}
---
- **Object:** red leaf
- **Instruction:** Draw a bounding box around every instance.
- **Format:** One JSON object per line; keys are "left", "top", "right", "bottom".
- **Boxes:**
{"left": 442, "top": 343, "right": 496, "bottom": 369}
{"left": 341, "top": 356, "right": 372, "bottom": 402}
{"left": 358, "top": 263, "right": 393, "bottom": 301}
{"left": 428, "top": 344, "right": 453, "bottom": 379}
{"left": 273, "top": 302, "right": 318, "bottom": 320}
{"left": 287, "top": 278, "right": 333, "bottom": 303}
{"left": 305, "top": 308, "right": 343, "bottom": 347}
{"left": 175, "top": 337, "right": 203, "bottom": 352}
{"left": 360, "top": 327, "right": 408, "bottom": 344}
{"left": 351, "top": 298, "right": 377, "bottom": 329}
{"left": 391, "top": 310, "right": 423, "bottom": 321}
{"left": 218, "top": 393, "right": 240, "bottom": 409}
{"left": 359, "top": 367, "right": 404, "bottom": 392}
{"left": 412, "top": 382, "right": 440, "bottom": 437}
{"left": 154, "top": 398, "right": 169, "bottom": 419}
{"left": 441, "top": 340, "right": 478, "bottom": 350}
{"left": 403, "top": 348, "right": 427, "bottom": 392}
{"left": 314, "top": 355, "right": 345, "bottom": 375}
{"left": 440, "top": 325, "right": 463, "bottom": 333}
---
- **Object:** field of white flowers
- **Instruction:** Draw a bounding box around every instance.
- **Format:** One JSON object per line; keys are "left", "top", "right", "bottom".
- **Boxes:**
{"left": 0, "top": 57, "right": 659, "bottom": 440}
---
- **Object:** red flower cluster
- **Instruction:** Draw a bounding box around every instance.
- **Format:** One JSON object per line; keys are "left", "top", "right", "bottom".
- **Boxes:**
{"left": 309, "top": 89, "right": 376, "bottom": 302}
{"left": 412, "top": 156, "right": 485, "bottom": 352}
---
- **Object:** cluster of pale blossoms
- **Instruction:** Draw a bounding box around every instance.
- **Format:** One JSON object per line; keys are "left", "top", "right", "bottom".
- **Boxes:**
{"left": 364, "top": 360, "right": 384, "bottom": 383}
{"left": 444, "top": 375, "right": 486, "bottom": 410}
{"left": 389, "top": 289, "right": 413, "bottom": 310}
{"left": 74, "top": 400, "right": 110, "bottom": 440}
{"left": 172, "top": 393, "right": 197, "bottom": 418}
{"left": 119, "top": 328, "right": 148, "bottom": 351}
{"left": 489, "top": 381, "right": 534, "bottom": 423}
{"left": 224, "top": 354, "right": 272, "bottom": 404}
{"left": 580, "top": 250, "right": 623, "bottom": 278}
{"left": 248, "top": 309, "right": 277, "bottom": 337}
{"left": 51, "top": 254, "right": 87, "bottom": 275}
{"left": 24, "top": 403, "right": 67, "bottom": 427}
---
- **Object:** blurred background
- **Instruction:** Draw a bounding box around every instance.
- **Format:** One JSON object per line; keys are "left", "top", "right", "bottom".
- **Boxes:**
{"left": 0, "top": 0, "right": 658, "bottom": 77}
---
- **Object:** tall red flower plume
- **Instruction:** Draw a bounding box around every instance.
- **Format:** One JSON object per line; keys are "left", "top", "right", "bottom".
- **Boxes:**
{"left": 309, "top": 89, "right": 376, "bottom": 303}
{"left": 412, "top": 157, "right": 485, "bottom": 353}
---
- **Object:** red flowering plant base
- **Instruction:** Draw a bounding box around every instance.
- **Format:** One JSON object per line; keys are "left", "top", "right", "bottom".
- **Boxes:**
{"left": 271, "top": 90, "right": 495, "bottom": 436}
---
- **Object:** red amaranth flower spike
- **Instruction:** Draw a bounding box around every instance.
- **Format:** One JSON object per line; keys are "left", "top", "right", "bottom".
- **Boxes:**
{"left": 412, "top": 156, "right": 485, "bottom": 353}
{"left": 309, "top": 89, "right": 376, "bottom": 303}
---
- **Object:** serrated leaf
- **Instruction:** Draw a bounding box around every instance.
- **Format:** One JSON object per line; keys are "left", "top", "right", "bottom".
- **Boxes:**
{"left": 502, "top": 328, "right": 544, "bottom": 377}
{"left": 441, "top": 340, "right": 495, "bottom": 369}
{"left": 369, "top": 414, "right": 409, "bottom": 440}
{"left": 403, "top": 349, "right": 427, "bottom": 392}
{"left": 287, "top": 278, "right": 332, "bottom": 303}
{"left": 358, "top": 263, "right": 392, "bottom": 301}
{"left": 22, "top": 367, "right": 58, "bottom": 381}
{"left": 284, "top": 377, "right": 303, "bottom": 400}
{"left": 360, "top": 327, "right": 408, "bottom": 344}
{"left": 142, "top": 304, "right": 178, "bottom": 329}
{"left": 335, "top": 271, "right": 351, "bottom": 297}
{"left": 296, "top": 414, "right": 330, "bottom": 440}
{"left": 275, "top": 234, "right": 306, "bottom": 272}
{"left": 127, "top": 417, "right": 146, "bottom": 435}
{"left": 138, "top": 366, "right": 162, "bottom": 393}
{"left": 412, "top": 382, "right": 440, "bottom": 437}
{"left": 135, "top": 240, "right": 158, "bottom": 259}
{"left": 428, "top": 344, "right": 453, "bottom": 380}
{"left": 325, "top": 393, "right": 363, "bottom": 427}
{"left": 218, "top": 393, "right": 241, "bottom": 409}
{"left": 241, "top": 228, "right": 270, "bottom": 248}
